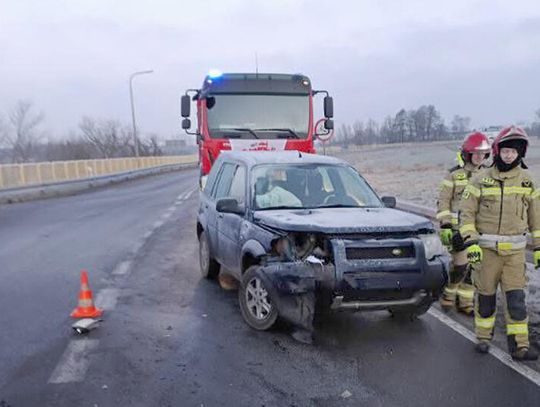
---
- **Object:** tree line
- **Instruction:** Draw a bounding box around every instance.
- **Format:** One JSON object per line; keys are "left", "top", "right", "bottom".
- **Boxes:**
{"left": 0, "top": 101, "right": 162, "bottom": 163}
{"left": 333, "top": 105, "right": 540, "bottom": 147}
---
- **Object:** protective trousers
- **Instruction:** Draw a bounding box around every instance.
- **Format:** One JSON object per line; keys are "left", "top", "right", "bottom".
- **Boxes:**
{"left": 441, "top": 249, "right": 475, "bottom": 312}
{"left": 473, "top": 248, "right": 529, "bottom": 351}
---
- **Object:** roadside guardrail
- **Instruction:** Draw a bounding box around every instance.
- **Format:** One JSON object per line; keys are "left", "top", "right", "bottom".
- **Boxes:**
{"left": 0, "top": 155, "right": 198, "bottom": 190}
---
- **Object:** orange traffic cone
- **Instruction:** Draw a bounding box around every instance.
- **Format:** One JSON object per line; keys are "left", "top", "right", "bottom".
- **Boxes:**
{"left": 70, "top": 270, "right": 103, "bottom": 318}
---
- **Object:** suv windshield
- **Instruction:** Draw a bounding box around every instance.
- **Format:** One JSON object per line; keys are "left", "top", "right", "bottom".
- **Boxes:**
{"left": 207, "top": 94, "right": 309, "bottom": 139}
{"left": 252, "top": 164, "right": 382, "bottom": 210}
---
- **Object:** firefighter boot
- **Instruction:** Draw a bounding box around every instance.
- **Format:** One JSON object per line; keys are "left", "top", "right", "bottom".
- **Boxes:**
{"left": 511, "top": 347, "right": 539, "bottom": 361}
{"left": 440, "top": 283, "right": 458, "bottom": 312}
{"left": 475, "top": 340, "right": 490, "bottom": 354}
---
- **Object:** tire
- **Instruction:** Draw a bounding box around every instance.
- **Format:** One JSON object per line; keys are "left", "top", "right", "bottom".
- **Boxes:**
{"left": 238, "top": 266, "right": 278, "bottom": 331}
{"left": 199, "top": 231, "right": 220, "bottom": 279}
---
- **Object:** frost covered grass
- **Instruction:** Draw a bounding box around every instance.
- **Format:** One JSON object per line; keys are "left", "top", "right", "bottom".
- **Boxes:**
{"left": 332, "top": 140, "right": 540, "bottom": 345}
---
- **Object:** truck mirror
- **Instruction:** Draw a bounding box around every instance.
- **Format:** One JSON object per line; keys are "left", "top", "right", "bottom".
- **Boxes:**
{"left": 324, "top": 96, "right": 334, "bottom": 118}
{"left": 381, "top": 196, "right": 396, "bottom": 208}
{"left": 181, "top": 95, "right": 191, "bottom": 117}
{"left": 324, "top": 119, "right": 334, "bottom": 130}
{"left": 181, "top": 118, "right": 191, "bottom": 130}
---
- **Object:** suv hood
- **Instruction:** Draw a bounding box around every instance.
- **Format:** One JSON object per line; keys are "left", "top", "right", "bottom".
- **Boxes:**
{"left": 253, "top": 207, "right": 433, "bottom": 234}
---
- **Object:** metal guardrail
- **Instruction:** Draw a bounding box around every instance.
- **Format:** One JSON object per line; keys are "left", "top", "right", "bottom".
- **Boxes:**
{"left": 396, "top": 199, "right": 534, "bottom": 251}
{"left": 0, "top": 155, "right": 198, "bottom": 190}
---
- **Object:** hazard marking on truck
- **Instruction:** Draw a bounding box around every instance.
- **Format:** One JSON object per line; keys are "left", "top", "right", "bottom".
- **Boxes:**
{"left": 229, "top": 139, "right": 287, "bottom": 151}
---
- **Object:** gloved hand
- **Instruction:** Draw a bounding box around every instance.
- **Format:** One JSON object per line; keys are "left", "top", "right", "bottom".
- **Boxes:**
{"left": 467, "top": 244, "right": 483, "bottom": 264}
{"left": 439, "top": 225, "right": 453, "bottom": 247}
{"left": 534, "top": 249, "right": 540, "bottom": 269}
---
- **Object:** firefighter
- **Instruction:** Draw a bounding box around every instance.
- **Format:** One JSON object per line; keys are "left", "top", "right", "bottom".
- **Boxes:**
{"left": 459, "top": 126, "right": 540, "bottom": 360}
{"left": 437, "top": 132, "right": 490, "bottom": 315}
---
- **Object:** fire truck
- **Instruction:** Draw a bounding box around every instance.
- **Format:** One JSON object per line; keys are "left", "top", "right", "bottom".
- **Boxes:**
{"left": 181, "top": 71, "right": 333, "bottom": 182}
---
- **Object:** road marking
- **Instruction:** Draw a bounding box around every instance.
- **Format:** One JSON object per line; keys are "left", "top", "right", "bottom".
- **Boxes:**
{"left": 48, "top": 339, "right": 99, "bottom": 384}
{"left": 95, "top": 288, "right": 120, "bottom": 311}
{"left": 428, "top": 307, "right": 540, "bottom": 387}
{"left": 112, "top": 260, "right": 131, "bottom": 276}
{"left": 184, "top": 187, "right": 196, "bottom": 200}
{"left": 152, "top": 220, "right": 164, "bottom": 230}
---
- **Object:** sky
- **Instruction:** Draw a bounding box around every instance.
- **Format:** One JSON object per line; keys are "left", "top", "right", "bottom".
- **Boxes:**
{"left": 1, "top": 0, "right": 539, "bottom": 141}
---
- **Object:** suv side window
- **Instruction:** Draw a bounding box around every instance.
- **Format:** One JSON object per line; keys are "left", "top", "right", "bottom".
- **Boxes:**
{"left": 213, "top": 163, "right": 236, "bottom": 199}
{"left": 203, "top": 162, "right": 221, "bottom": 196}
{"left": 228, "top": 165, "right": 246, "bottom": 203}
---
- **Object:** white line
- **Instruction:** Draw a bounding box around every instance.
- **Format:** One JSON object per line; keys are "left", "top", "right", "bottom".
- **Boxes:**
{"left": 428, "top": 307, "right": 540, "bottom": 387}
{"left": 184, "top": 187, "right": 196, "bottom": 200}
{"left": 94, "top": 288, "right": 120, "bottom": 311}
{"left": 112, "top": 260, "right": 131, "bottom": 276}
{"left": 48, "top": 339, "right": 99, "bottom": 384}
{"left": 143, "top": 230, "right": 152, "bottom": 239}
{"left": 152, "top": 220, "right": 164, "bottom": 229}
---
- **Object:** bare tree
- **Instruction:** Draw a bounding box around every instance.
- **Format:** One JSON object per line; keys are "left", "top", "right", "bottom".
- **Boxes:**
{"left": 4, "top": 101, "right": 44, "bottom": 162}
{"left": 79, "top": 117, "right": 133, "bottom": 158}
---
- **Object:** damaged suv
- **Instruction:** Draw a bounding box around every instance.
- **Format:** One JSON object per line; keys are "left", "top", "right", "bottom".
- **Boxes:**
{"left": 197, "top": 152, "right": 449, "bottom": 341}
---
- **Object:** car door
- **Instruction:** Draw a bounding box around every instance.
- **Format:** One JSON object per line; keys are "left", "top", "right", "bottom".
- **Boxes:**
{"left": 206, "top": 162, "right": 236, "bottom": 257}
{"left": 217, "top": 164, "right": 246, "bottom": 273}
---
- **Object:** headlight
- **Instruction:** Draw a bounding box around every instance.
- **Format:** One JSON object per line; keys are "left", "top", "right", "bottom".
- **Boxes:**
{"left": 418, "top": 233, "right": 444, "bottom": 260}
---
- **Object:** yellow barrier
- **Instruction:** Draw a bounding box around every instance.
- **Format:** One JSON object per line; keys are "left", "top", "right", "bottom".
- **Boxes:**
{"left": 0, "top": 155, "right": 198, "bottom": 190}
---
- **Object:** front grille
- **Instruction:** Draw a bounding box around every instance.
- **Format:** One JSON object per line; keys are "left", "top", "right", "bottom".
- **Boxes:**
{"left": 346, "top": 245, "right": 415, "bottom": 260}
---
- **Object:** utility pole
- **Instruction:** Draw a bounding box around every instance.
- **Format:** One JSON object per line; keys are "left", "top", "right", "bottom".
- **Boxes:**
{"left": 129, "top": 70, "right": 153, "bottom": 157}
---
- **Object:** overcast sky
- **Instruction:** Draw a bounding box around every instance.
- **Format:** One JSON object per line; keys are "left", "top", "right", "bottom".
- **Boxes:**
{"left": 1, "top": 0, "right": 539, "bottom": 140}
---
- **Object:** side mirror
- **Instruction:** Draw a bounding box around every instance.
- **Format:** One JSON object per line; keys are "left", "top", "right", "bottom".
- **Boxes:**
{"left": 181, "top": 118, "right": 191, "bottom": 130}
{"left": 381, "top": 196, "right": 396, "bottom": 208}
{"left": 216, "top": 198, "right": 245, "bottom": 215}
{"left": 324, "top": 119, "right": 334, "bottom": 130}
{"left": 324, "top": 96, "right": 334, "bottom": 118}
{"left": 181, "top": 95, "right": 191, "bottom": 117}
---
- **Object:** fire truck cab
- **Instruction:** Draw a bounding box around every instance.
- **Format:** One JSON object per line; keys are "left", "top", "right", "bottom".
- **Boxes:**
{"left": 181, "top": 71, "right": 333, "bottom": 183}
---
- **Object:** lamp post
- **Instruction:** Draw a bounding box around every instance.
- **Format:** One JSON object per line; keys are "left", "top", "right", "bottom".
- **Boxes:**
{"left": 129, "top": 70, "right": 153, "bottom": 157}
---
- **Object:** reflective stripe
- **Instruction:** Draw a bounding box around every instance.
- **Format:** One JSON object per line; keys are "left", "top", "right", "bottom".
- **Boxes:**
{"left": 475, "top": 316, "right": 496, "bottom": 329}
{"left": 444, "top": 287, "right": 458, "bottom": 295}
{"left": 457, "top": 289, "right": 474, "bottom": 299}
{"left": 505, "top": 186, "right": 532, "bottom": 195}
{"left": 482, "top": 187, "right": 501, "bottom": 196}
{"left": 533, "top": 230, "right": 540, "bottom": 239}
{"left": 465, "top": 185, "right": 481, "bottom": 197}
{"left": 436, "top": 210, "right": 452, "bottom": 219}
{"left": 460, "top": 224, "right": 477, "bottom": 235}
{"left": 451, "top": 218, "right": 459, "bottom": 226}
{"left": 482, "top": 186, "right": 532, "bottom": 197}
{"left": 532, "top": 189, "right": 540, "bottom": 199}
{"left": 507, "top": 323, "right": 528, "bottom": 336}
{"left": 440, "top": 180, "right": 454, "bottom": 188}
{"left": 478, "top": 234, "right": 528, "bottom": 251}
{"left": 454, "top": 180, "right": 468, "bottom": 186}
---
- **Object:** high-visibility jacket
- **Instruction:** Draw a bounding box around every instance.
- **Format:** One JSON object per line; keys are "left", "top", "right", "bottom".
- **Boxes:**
{"left": 459, "top": 166, "right": 540, "bottom": 250}
{"left": 437, "top": 163, "right": 484, "bottom": 229}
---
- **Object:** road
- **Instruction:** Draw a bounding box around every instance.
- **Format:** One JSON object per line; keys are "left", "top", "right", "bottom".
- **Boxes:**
{"left": 1, "top": 170, "right": 539, "bottom": 406}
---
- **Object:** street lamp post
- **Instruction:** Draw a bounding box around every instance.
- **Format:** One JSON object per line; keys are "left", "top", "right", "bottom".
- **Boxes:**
{"left": 129, "top": 70, "right": 153, "bottom": 157}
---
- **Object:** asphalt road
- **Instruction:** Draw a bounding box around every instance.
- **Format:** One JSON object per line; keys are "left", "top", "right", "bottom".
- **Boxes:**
{"left": 1, "top": 170, "right": 540, "bottom": 406}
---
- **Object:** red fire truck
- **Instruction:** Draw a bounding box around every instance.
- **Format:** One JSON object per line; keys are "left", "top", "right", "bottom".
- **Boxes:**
{"left": 181, "top": 71, "right": 333, "bottom": 182}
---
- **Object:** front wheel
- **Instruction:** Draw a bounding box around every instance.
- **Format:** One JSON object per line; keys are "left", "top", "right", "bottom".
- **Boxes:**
{"left": 199, "top": 231, "right": 220, "bottom": 279}
{"left": 238, "top": 266, "right": 278, "bottom": 331}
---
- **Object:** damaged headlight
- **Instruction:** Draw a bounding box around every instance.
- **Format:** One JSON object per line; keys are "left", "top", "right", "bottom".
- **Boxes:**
{"left": 418, "top": 233, "right": 444, "bottom": 260}
{"left": 272, "top": 233, "right": 328, "bottom": 262}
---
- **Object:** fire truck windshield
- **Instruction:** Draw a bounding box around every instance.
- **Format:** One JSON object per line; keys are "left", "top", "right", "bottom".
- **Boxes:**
{"left": 206, "top": 94, "right": 309, "bottom": 139}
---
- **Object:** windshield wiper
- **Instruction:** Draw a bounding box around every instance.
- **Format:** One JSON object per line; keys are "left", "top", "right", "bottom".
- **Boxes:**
{"left": 223, "top": 128, "right": 259, "bottom": 139}
{"left": 316, "top": 204, "right": 360, "bottom": 209}
{"left": 253, "top": 128, "right": 300, "bottom": 139}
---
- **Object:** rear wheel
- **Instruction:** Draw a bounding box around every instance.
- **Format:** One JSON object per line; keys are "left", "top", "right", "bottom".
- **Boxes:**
{"left": 238, "top": 266, "right": 278, "bottom": 330}
{"left": 199, "top": 231, "right": 220, "bottom": 279}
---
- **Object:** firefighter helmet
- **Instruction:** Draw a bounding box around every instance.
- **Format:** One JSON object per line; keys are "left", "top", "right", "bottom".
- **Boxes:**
{"left": 492, "top": 126, "right": 529, "bottom": 157}
{"left": 460, "top": 132, "right": 490, "bottom": 164}
{"left": 461, "top": 132, "right": 491, "bottom": 154}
